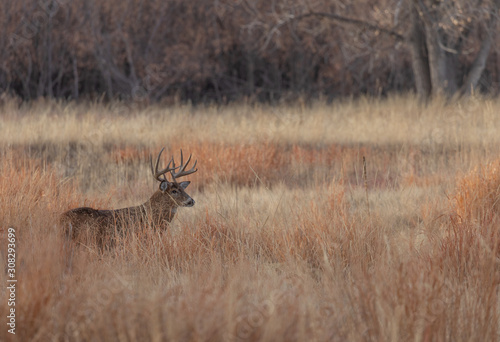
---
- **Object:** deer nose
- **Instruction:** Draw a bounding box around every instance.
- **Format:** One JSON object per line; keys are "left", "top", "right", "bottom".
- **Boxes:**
{"left": 185, "top": 198, "right": 195, "bottom": 207}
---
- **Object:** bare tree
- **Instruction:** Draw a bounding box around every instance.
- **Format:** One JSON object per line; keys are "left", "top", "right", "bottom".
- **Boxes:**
{"left": 254, "top": 0, "right": 500, "bottom": 99}
{"left": 411, "top": 0, "right": 500, "bottom": 97}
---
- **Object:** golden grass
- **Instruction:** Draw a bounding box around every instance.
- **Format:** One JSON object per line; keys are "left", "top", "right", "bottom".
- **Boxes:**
{"left": 0, "top": 95, "right": 499, "bottom": 341}
{"left": 454, "top": 158, "right": 500, "bottom": 224}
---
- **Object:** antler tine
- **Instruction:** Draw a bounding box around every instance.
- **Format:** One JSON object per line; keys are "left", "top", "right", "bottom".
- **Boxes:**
{"left": 170, "top": 149, "right": 198, "bottom": 183}
{"left": 151, "top": 147, "right": 179, "bottom": 182}
{"left": 154, "top": 147, "right": 165, "bottom": 176}
{"left": 150, "top": 155, "right": 155, "bottom": 178}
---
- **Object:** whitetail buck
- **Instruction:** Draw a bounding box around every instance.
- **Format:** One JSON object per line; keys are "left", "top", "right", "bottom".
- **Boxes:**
{"left": 60, "top": 148, "right": 197, "bottom": 246}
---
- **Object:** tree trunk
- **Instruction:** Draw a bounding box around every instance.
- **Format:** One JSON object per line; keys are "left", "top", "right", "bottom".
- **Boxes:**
{"left": 408, "top": 6, "right": 431, "bottom": 99}
{"left": 461, "top": 34, "right": 494, "bottom": 95}
{"left": 414, "top": 0, "right": 459, "bottom": 97}
{"left": 424, "top": 26, "right": 458, "bottom": 96}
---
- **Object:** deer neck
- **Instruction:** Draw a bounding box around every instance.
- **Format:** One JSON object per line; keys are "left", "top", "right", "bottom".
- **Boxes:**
{"left": 142, "top": 190, "right": 178, "bottom": 223}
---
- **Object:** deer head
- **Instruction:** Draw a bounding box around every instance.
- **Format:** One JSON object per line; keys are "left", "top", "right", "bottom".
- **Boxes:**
{"left": 150, "top": 148, "right": 198, "bottom": 208}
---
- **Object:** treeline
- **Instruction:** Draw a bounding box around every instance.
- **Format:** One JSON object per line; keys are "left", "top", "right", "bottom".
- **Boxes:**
{"left": 2, "top": 0, "right": 499, "bottom": 103}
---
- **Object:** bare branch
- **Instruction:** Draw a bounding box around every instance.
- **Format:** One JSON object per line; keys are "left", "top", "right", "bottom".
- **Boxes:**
{"left": 265, "top": 11, "right": 406, "bottom": 46}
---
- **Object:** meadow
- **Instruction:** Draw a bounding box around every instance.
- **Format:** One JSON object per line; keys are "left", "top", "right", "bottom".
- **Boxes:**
{"left": 0, "top": 95, "right": 499, "bottom": 341}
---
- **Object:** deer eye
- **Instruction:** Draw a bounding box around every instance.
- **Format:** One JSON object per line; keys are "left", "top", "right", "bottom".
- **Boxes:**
{"left": 171, "top": 189, "right": 179, "bottom": 195}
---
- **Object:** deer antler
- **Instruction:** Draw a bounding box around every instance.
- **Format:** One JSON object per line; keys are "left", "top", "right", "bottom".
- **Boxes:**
{"left": 170, "top": 149, "right": 198, "bottom": 183}
{"left": 150, "top": 147, "right": 179, "bottom": 182}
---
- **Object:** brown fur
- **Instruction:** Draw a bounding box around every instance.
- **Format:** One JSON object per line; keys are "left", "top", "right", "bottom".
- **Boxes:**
{"left": 60, "top": 181, "right": 195, "bottom": 247}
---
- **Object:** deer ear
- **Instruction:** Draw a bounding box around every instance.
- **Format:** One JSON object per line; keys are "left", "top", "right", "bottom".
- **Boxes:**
{"left": 159, "top": 181, "right": 169, "bottom": 192}
{"left": 179, "top": 181, "right": 190, "bottom": 189}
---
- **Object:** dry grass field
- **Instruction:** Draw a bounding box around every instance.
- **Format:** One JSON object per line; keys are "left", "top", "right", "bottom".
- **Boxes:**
{"left": 0, "top": 95, "right": 499, "bottom": 341}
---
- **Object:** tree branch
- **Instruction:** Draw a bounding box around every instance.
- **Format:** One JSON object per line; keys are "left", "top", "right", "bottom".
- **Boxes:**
{"left": 295, "top": 12, "right": 405, "bottom": 42}
{"left": 260, "top": 10, "right": 405, "bottom": 51}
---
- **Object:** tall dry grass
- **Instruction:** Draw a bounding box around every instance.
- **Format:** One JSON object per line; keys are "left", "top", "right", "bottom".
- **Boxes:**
{"left": 0, "top": 95, "right": 499, "bottom": 341}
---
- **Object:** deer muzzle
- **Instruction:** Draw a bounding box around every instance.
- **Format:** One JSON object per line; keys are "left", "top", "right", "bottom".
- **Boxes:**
{"left": 184, "top": 198, "right": 195, "bottom": 207}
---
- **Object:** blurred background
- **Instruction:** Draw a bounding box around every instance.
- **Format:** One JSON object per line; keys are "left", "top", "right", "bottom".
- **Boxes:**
{"left": 2, "top": 0, "right": 500, "bottom": 104}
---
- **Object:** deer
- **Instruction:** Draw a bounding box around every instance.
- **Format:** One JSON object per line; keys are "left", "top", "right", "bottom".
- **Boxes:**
{"left": 60, "top": 148, "right": 197, "bottom": 246}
